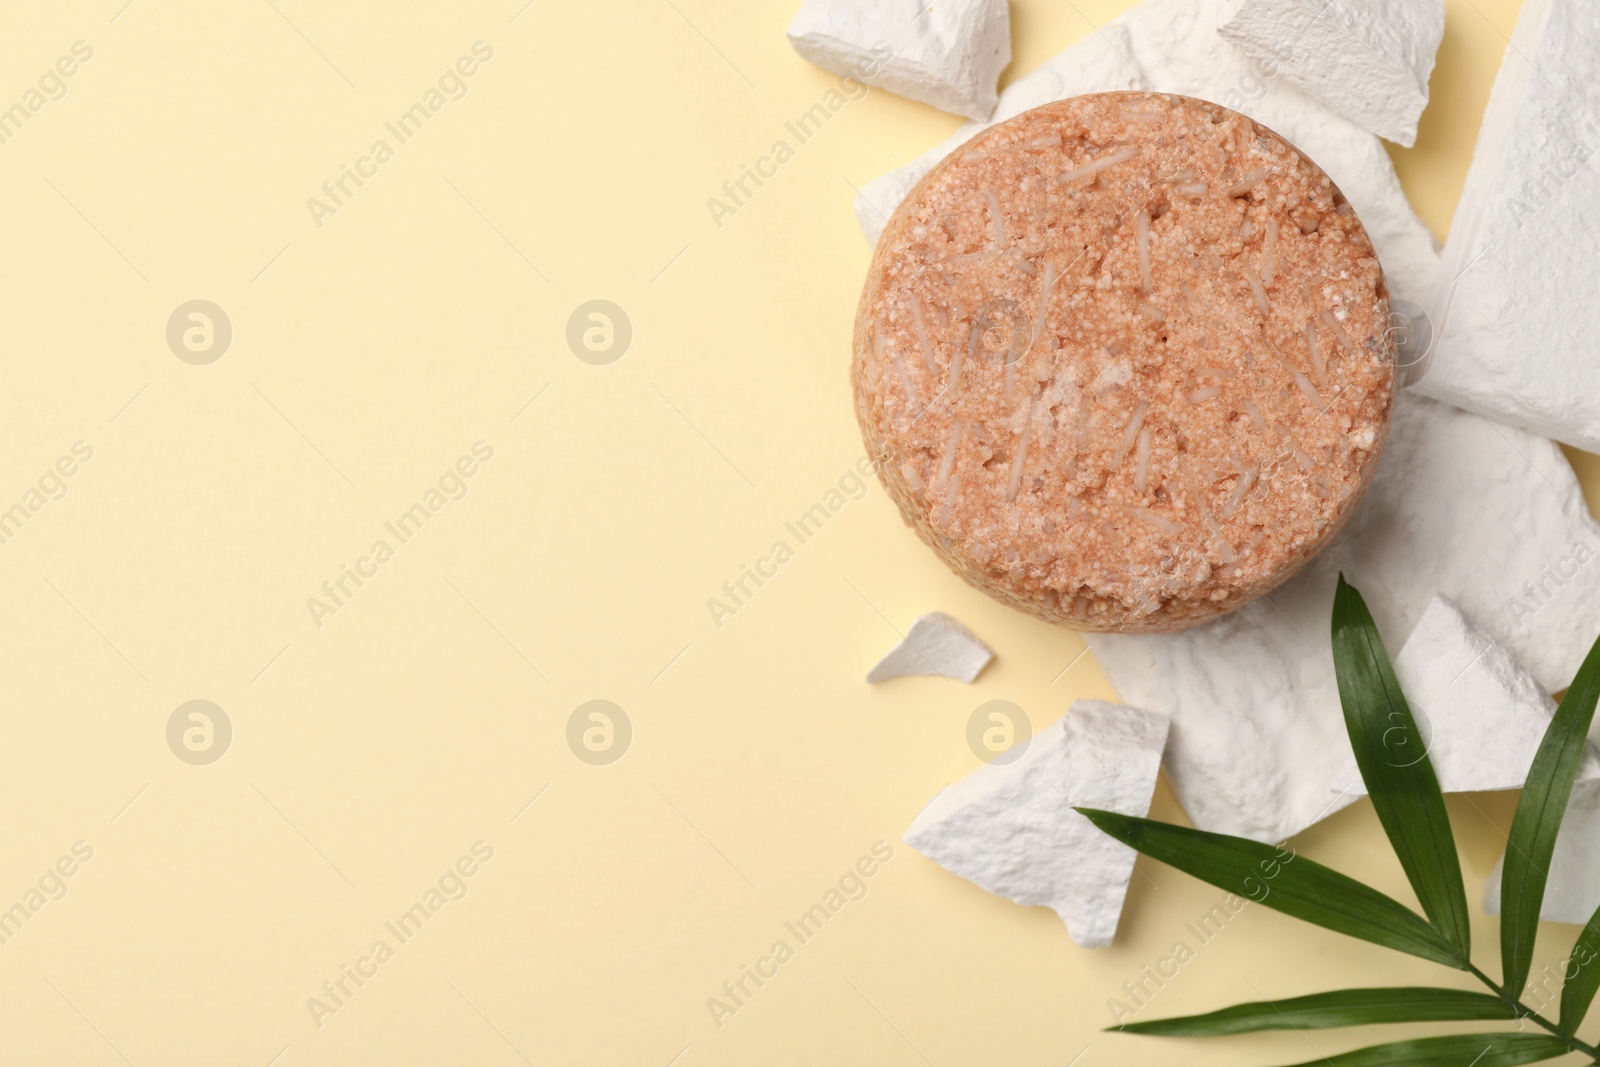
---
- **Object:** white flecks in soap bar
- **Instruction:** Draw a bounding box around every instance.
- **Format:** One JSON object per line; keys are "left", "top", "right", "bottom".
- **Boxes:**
{"left": 1484, "top": 780, "right": 1600, "bottom": 925}
{"left": 1091, "top": 393, "right": 1600, "bottom": 843}
{"left": 904, "top": 701, "right": 1168, "bottom": 948}
{"left": 854, "top": 0, "right": 1440, "bottom": 310}
{"left": 786, "top": 0, "right": 1010, "bottom": 121}
{"left": 1120, "top": 0, "right": 1441, "bottom": 307}
{"left": 1413, "top": 0, "right": 1600, "bottom": 453}
{"left": 1331, "top": 596, "right": 1600, "bottom": 798}
{"left": 866, "top": 612, "right": 994, "bottom": 684}
{"left": 1219, "top": 0, "right": 1444, "bottom": 146}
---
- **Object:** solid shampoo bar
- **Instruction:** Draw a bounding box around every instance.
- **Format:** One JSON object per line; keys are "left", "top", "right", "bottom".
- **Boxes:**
{"left": 853, "top": 92, "right": 1397, "bottom": 632}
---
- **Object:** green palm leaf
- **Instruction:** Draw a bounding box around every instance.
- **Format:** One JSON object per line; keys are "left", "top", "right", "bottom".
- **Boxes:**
{"left": 1502, "top": 631, "right": 1600, "bottom": 997}
{"left": 1331, "top": 576, "right": 1471, "bottom": 956}
{"left": 1115, "top": 987, "right": 1515, "bottom": 1036}
{"left": 1078, "top": 809, "right": 1464, "bottom": 967}
{"left": 1274, "top": 1033, "right": 1570, "bottom": 1067}
{"left": 1560, "top": 900, "right": 1600, "bottom": 1033}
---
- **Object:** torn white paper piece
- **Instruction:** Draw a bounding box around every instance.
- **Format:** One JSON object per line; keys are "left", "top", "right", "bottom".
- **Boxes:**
{"left": 786, "top": 0, "right": 1011, "bottom": 121}
{"left": 853, "top": 0, "right": 1441, "bottom": 311}
{"left": 1331, "top": 596, "right": 1600, "bottom": 798}
{"left": 1218, "top": 0, "right": 1445, "bottom": 146}
{"left": 1091, "top": 392, "right": 1600, "bottom": 844}
{"left": 867, "top": 612, "right": 993, "bottom": 683}
{"left": 1485, "top": 780, "right": 1600, "bottom": 925}
{"left": 1412, "top": 0, "right": 1600, "bottom": 453}
{"left": 905, "top": 701, "right": 1169, "bottom": 947}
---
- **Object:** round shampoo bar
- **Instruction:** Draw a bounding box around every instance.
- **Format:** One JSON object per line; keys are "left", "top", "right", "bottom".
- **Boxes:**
{"left": 853, "top": 92, "right": 1397, "bottom": 633}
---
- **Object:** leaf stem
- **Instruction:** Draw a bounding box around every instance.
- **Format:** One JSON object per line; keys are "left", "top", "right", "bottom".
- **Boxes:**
{"left": 1466, "top": 961, "right": 1600, "bottom": 1061}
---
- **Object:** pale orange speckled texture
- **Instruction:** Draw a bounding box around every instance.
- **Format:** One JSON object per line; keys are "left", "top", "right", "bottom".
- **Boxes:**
{"left": 853, "top": 92, "right": 1397, "bottom": 633}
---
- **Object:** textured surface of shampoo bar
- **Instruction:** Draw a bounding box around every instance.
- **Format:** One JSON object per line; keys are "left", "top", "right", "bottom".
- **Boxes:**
{"left": 854, "top": 92, "right": 1397, "bottom": 632}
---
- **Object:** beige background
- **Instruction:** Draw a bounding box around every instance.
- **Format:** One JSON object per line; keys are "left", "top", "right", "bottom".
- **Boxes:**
{"left": 0, "top": 0, "right": 1581, "bottom": 1063}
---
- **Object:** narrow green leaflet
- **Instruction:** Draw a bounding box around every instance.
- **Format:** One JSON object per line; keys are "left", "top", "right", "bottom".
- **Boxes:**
{"left": 1115, "top": 987, "right": 1515, "bottom": 1036}
{"left": 1331, "top": 576, "right": 1471, "bottom": 957}
{"left": 1276, "top": 1033, "right": 1571, "bottom": 1067}
{"left": 1560, "top": 900, "right": 1600, "bottom": 1033}
{"left": 1078, "top": 809, "right": 1463, "bottom": 967}
{"left": 1503, "top": 629, "right": 1600, "bottom": 997}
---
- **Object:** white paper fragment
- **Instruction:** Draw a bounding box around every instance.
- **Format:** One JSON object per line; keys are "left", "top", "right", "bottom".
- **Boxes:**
{"left": 905, "top": 701, "right": 1169, "bottom": 947}
{"left": 786, "top": 0, "right": 1010, "bottom": 121}
{"left": 1218, "top": 0, "right": 1444, "bottom": 147}
{"left": 1091, "top": 393, "right": 1600, "bottom": 844}
{"left": 1412, "top": 0, "right": 1600, "bottom": 453}
{"left": 1484, "top": 780, "right": 1600, "bottom": 925}
{"left": 867, "top": 611, "right": 993, "bottom": 684}
{"left": 1331, "top": 596, "right": 1600, "bottom": 799}
{"left": 853, "top": 0, "right": 1441, "bottom": 311}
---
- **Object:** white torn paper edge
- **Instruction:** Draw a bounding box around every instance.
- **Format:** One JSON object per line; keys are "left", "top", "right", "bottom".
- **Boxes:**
{"left": 1484, "top": 780, "right": 1600, "bottom": 926}
{"left": 1331, "top": 596, "right": 1600, "bottom": 798}
{"left": 867, "top": 612, "right": 994, "bottom": 683}
{"left": 1218, "top": 0, "right": 1444, "bottom": 147}
{"left": 1412, "top": 0, "right": 1600, "bottom": 453}
{"left": 905, "top": 700, "right": 1169, "bottom": 947}
{"left": 1090, "top": 392, "right": 1600, "bottom": 844}
{"left": 853, "top": 0, "right": 1441, "bottom": 310}
{"left": 786, "top": 0, "right": 1011, "bottom": 122}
